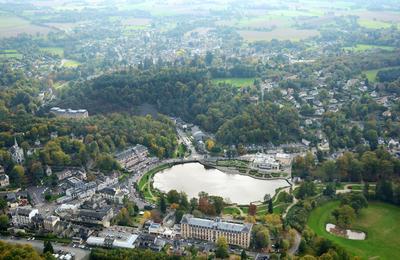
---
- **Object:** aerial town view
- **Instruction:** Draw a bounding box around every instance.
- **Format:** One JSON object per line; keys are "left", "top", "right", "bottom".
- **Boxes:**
{"left": 0, "top": 0, "right": 400, "bottom": 259}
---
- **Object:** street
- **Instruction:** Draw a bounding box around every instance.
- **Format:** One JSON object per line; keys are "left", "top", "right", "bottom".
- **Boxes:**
{"left": 0, "top": 237, "right": 90, "bottom": 260}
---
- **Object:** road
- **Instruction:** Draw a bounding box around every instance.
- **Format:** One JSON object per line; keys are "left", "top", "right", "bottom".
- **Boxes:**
{"left": 288, "top": 230, "right": 301, "bottom": 255}
{"left": 0, "top": 237, "right": 90, "bottom": 260}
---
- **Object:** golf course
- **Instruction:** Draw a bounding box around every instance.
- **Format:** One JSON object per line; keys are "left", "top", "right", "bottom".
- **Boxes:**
{"left": 307, "top": 201, "right": 400, "bottom": 259}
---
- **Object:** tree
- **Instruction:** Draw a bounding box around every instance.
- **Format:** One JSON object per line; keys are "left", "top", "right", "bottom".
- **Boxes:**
{"left": 248, "top": 204, "right": 257, "bottom": 216}
{"left": 10, "top": 165, "right": 26, "bottom": 187}
{"left": 323, "top": 183, "right": 336, "bottom": 197}
{"left": 159, "top": 196, "right": 167, "bottom": 214}
{"left": 254, "top": 227, "right": 270, "bottom": 249}
{"left": 332, "top": 205, "right": 356, "bottom": 229}
{"left": 0, "top": 214, "right": 9, "bottom": 230}
{"left": 215, "top": 236, "right": 229, "bottom": 259}
{"left": 268, "top": 199, "right": 273, "bottom": 214}
{"left": 175, "top": 210, "right": 184, "bottom": 223}
{"left": 43, "top": 240, "right": 54, "bottom": 254}
{"left": 167, "top": 190, "right": 180, "bottom": 204}
{"left": 240, "top": 249, "right": 247, "bottom": 260}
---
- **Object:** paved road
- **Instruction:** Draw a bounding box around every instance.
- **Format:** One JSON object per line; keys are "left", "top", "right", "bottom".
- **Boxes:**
{"left": 0, "top": 237, "right": 90, "bottom": 260}
{"left": 288, "top": 230, "right": 301, "bottom": 255}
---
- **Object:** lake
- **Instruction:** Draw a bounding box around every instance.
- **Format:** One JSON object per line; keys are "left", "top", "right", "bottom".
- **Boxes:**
{"left": 153, "top": 162, "right": 289, "bottom": 204}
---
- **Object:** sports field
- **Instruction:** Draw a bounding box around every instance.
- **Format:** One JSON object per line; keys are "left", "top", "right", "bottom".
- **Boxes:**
{"left": 212, "top": 78, "right": 255, "bottom": 88}
{"left": 308, "top": 201, "right": 400, "bottom": 259}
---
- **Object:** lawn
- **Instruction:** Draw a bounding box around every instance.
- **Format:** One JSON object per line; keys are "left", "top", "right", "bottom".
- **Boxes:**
{"left": 343, "top": 44, "right": 395, "bottom": 52}
{"left": 138, "top": 164, "right": 172, "bottom": 202}
{"left": 212, "top": 78, "right": 255, "bottom": 88}
{"left": 363, "top": 66, "right": 400, "bottom": 82}
{"left": 358, "top": 18, "right": 393, "bottom": 29}
{"left": 0, "top": 49, "right": 22, "bottom": 59}
{"left": 308, "top": 201, "right": 400, "bottom": 259}
{"left": 62, "top": 59, "right": 81, "bottom": 68}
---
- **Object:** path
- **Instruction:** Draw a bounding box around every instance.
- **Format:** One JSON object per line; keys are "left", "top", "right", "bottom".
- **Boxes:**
{"left": 288, "top": 230, "right": 301, "bottom": 255}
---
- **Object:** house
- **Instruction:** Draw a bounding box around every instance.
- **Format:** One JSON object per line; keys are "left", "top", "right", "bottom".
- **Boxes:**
{"left": 148, "top": 222, "right": 163, "bottom": 235}
{"left": 43, "top": 215, "right": 60, "bottom": 231}
{"left": 11, "top": 206, "right": 39, "bottom": 227}
{"left": 115, "top": 145, "right": 149, "bottom": 171}
{"left": 9, "top": 139, "right": 24, "bottom": 164}
{"left": 0, "top": 174, "right": 10, "bottom": 188}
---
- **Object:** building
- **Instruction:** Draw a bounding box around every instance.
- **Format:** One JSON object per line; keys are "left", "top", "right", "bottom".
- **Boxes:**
{"left": 86, "top": 231, "right": 138, "bottom": 249}
{"left": 181, "top": 215, "right": 252, "bottom": 248}
{"left": 9, "top": 139, "right": 24, "bottom": 164}
{"left": 0, "top": 174, "right": 10, "bottom": 188}
{"left": 50, "top": 107, "right": 89, "bottom": 119}
{"left": 275, "top": 153, "right": 291, "bottom": 165}
{"left": 43, "top": 215, "right": 60, "bottom": 231}
{"left": 98, "top": 188, "right": 126, "bottom": 204}
{"left": 253, "top": 153, "right": 280, "bottom": 170}
{"left": 11, "top": 206, "right": 39, "bottom": 227}
{"left": 75, "top": 206, "right": 114, "bottom": 227}
{"left": 115, "top": 145, "right": 148, "bottom": 171}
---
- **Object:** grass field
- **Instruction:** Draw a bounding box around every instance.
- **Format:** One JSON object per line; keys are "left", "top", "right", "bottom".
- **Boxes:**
{"left": 212, "top": 78, "right": 255, "bottom": 88}
{"left": 0, "top": 13, "right": 53, "bottom": 37}
{"left": 343, "top": 44, "right": 395, "bottom": 52}
{"left": 308, "top": 201, "right": 400, "bottom": 259}
{"left": 61, "top": 59, "right": 81, "bottom": 68}
{"left": 358, "top": 19, "right": 393, "bottom": 29}
{"left": 40, "top": 47, "right": 64, "bottom": 57}
{"left": 0, "top": 49, "right": 22, "bottom": 59}
{"left": 363, "top": 66, "right": 400, "bottom": 82}
{"left": 239, "top": 28, "right": 319, "bottom": 42}
{"left": 138, "top": 164, "right": 172, "bottom": 202}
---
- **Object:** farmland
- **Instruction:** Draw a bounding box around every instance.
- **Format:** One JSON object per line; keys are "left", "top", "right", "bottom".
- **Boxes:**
{"left": 0, "top": 13, "right": 53, "bottom": 38}
{"left": 239, "top": 28, "right": 319, "bottom": 42}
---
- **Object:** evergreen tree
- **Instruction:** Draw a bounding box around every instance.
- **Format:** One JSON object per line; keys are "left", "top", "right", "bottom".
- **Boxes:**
{"left": 240, "top": 249, "right": 247, "bottom": 260}
{"left": 43, "top": 240, "right": 54, "bottom": 254}
{"left": 268, "top": 199, "right": 273, "bottom": 214}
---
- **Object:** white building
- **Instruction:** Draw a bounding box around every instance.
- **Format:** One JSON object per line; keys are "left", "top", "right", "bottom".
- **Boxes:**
{"left": 253, "top": 153, "right": 280, "bottom": 170}
{"left": 50, "top": 107, "right": 89, "bottom": 119}
{"left": 9, "top": 139, "right": 24, "bottom": 164}
{"left": 0, "top": 174, "right": 10, "bottom": 187}
{"left": 11, "top": 206, "right": 39, "bottom": 227}
{"left": 86, "top": 232, "right": 138, "bottom": 249}
{"left": 181, "top": 215, "right": 252, "bottom": 248}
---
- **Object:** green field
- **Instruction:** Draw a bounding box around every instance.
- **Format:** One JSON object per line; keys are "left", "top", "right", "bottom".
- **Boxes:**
{"left": 212, "top": 78, "right": 255, "bottom": 88}
{"left": 62, "top": 59, "right": 81, "bottom": 68}
{"left": 343, "top": 44, "right": 395, "bottom": 52}
{"left": 40, "top": 47, "right": 64, "bottom": 57}
{"left": 358, "top": 18, "right": 393, "bottom": 29}
{"left": 239, "top": 28, "right": 319, "bottom": 42}
{"left": 308, "top": 201, "right": 400, "bottom": 260}
{"left": 363, "top": 66, "right": 400, "bottom": 82}
{"left": 0, "top": 49, "right": 22, "bottom": 59}
{"left": 138, "top": 164, "right": 172, "bottom": 202}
